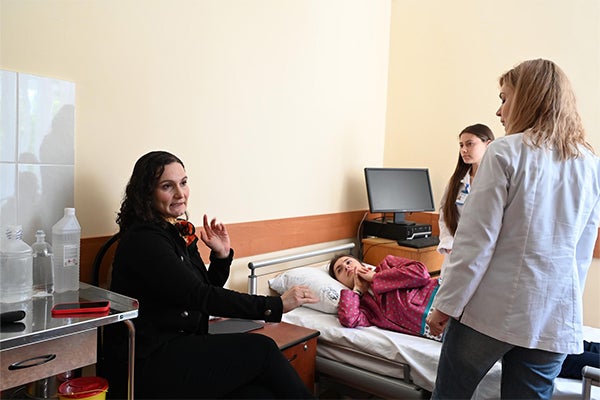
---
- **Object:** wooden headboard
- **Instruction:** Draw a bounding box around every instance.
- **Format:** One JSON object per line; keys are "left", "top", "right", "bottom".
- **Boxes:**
{"left": 80, "top": 210, "right": 369, "bottom": 285}
{"left": 79, "top": 211, "right": 600, "bottom": 286}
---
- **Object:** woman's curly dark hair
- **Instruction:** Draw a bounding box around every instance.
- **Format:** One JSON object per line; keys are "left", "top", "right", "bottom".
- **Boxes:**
{"left": 116, "top": 151, "right": 185, "bottom": 232}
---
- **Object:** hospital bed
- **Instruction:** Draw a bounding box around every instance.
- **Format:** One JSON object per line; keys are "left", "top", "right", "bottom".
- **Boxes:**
{"left": 247, "top": 242, "right": 600, "bottom": 399}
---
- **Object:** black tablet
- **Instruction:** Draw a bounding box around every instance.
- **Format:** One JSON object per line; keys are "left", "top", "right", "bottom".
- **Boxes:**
{"left": 208, "top": 318, "right": 264, "bottom": 335}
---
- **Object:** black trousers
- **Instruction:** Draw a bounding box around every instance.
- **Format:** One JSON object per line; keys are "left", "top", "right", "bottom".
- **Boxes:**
{"left": 107, "top": 332, "right": 313, "bottom": 399}
{"left": 559, "top": 341, "right": 600, "bottom": 379}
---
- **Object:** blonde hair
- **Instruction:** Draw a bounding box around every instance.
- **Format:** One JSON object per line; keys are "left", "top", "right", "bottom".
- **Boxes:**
{"left": 499, "top": 59, "right": 594, "bottom": 160}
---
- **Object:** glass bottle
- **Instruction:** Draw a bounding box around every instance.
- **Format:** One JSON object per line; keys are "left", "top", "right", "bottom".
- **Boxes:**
{"left": 0, "top": 225, "right": 33, "bottom": 303}
{"left": 32, "top": 229, "right": 54, "bottom": 295}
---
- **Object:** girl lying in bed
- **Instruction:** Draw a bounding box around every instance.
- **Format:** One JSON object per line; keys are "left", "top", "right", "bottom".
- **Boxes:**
{"left": 328, "top": 254, "right": 442, "bottom": 341}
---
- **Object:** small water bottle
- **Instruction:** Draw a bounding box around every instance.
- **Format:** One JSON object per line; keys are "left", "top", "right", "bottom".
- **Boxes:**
{"left": 0, "top": 225, "right": 33, "bottom": 303}
{"left": 32, "top": 230, "right": 54, "bottom": 296}
{"left": 52, "top": 208, "right": 81, "bottom": 292}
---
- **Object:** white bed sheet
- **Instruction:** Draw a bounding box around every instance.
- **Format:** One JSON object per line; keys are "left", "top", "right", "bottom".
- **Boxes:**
{"left": 282, "top": 307, "right": 600, "bottom": 400}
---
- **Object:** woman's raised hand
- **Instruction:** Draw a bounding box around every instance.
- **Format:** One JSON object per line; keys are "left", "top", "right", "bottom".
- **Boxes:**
{"left": 199, "top": 214, "right": 231, "bottom": 259}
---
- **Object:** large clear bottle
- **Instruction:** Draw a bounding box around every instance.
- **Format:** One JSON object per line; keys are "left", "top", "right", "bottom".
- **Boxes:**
{"left": 32, "top": 230, "right": 54, "bottom": 296}
{"left": 52, "top": 208, "right": 81, "bottom": 292}
{"left": 0, "top": 225, "right": 33, "bottom": 303}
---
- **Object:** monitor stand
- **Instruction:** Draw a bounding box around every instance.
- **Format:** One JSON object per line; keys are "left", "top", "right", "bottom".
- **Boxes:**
{"left": 392, "top": 212, "right": 416, "bottom": 226}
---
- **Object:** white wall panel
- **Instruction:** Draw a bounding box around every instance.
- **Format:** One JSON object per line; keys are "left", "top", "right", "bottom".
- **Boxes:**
{"left": 0, "top": 70, "right": 75, "bottom": 244}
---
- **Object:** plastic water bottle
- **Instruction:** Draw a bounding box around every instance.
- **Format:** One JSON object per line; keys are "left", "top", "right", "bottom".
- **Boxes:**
{"left": 52, "top": 208, "right": 81, "bottom": 292}
{"left": 32, "top": 230, "right": 54, "bottom": 296}
{"left": 0, "top": 225, "right": 33, "bottom": 303}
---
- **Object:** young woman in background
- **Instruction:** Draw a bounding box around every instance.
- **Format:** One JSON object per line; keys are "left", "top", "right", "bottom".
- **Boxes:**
{"left": 437, "top": 123, "right": 494, "bottom": 256}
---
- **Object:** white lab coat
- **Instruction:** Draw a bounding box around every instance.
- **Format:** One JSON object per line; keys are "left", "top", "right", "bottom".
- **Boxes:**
{"left": 432, "top": 133, "right": 600, "bottom": 354}
{"left": 437, "top": 171, "right": 472, "bottom": 254}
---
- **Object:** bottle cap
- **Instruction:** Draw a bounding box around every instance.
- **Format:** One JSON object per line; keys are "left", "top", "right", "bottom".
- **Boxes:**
{"left": 35, "top": 230, "right": 46, "bottom": 242}
{"left": 5, "top": 225, "right": 23, "bottom": 240}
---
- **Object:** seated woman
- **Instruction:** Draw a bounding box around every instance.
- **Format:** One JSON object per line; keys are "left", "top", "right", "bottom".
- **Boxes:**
{"left": 102, "top": 151, "right": 318, "bottom": 399}
{"left": 328, "top": 254, "right": 442, "bottom": 341}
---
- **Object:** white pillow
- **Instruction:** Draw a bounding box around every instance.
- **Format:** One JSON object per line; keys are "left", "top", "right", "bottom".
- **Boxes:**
{"left": 269, "top": 266, "right": 347, "bottom": 314}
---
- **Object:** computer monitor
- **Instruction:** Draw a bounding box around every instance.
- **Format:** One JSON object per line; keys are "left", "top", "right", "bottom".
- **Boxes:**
{"left": 364, "top": 167, "right": 436, "bottom": 225}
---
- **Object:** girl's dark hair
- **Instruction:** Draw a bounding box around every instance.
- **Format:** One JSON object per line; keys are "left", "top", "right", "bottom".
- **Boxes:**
{"left": 116, "top": 151, "right": 185, "bottom": 232}
{"left": 441, "top": 124, "right": 495, "bottom": 236}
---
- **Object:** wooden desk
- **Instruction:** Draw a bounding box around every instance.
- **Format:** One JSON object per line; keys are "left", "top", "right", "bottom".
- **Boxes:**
{"left": 0, "top": 284, "right": 138, "bottom": 399}
{"left": 254, "top": 321, "right": 320, "bottom": 394}
{"left": 362, "top": 237, "right": 444, "bottom": 275}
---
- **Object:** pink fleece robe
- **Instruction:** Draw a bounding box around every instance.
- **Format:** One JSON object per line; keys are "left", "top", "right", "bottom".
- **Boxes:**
{"left": 337, "top": 255, "right": 440, "bottom": 338}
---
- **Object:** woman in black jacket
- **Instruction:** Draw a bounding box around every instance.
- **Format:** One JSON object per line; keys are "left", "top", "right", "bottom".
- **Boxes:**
{"left": 102, "top": 151, "right": 317, "bottom": 399}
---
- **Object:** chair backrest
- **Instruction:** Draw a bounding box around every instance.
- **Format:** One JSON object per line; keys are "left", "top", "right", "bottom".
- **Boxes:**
{"left": 91, "top": 233, "right": 121, "bottom": 288}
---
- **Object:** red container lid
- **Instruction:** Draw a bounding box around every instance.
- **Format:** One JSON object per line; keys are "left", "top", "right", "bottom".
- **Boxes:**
{"left": 58, "top": 377, "right": 109, "bottom": 399}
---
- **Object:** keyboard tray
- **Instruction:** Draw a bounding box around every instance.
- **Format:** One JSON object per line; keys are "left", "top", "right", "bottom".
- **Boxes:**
{"left": 396, "top": 236, "right": 440, "bottom": 249}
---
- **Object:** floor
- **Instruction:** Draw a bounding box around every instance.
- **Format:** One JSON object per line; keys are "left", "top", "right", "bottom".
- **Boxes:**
{"left": 2, "top": 369, "right": 430, "bottom": 400}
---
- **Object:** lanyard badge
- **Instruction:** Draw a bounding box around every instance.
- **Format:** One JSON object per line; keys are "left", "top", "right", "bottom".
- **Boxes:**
{"left": 455, "top": 183, "right": 470, "bottom": 205}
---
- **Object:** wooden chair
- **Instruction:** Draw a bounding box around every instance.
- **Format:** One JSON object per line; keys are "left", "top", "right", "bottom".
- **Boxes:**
{"left": 90, "top": 233, "right": 120, "bottom": 380}
{"left": 91, "top": 233, "right": 120, "bottom": 289}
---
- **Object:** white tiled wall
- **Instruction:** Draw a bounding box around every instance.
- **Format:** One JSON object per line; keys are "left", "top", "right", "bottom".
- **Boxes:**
{"left": 0, "top": 70, "right": 75, "bottom": 245}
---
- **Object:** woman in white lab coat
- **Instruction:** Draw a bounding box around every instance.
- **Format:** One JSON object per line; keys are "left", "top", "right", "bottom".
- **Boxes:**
{"left": 437, "top": 124, "right": 494, "bottom": 256}
{"left": 426, "top": 59, "right": 600, "bottom": 399}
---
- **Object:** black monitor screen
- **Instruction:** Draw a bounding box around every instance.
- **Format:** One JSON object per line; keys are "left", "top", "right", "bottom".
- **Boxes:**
{"left": 364, "top": 167, "right": 435, "bottom": 224}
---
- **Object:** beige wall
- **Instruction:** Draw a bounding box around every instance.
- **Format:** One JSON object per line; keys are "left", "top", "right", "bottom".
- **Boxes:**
{"left": 1, "top": 0, "right": 391, "bottom": 234}
{"left": 583, "top": 261, "right": 600, "bottom": 327}
{"left": 386, "top": 0, "right": 600, "bottom": 326}
{"left": 386, "top": 0, "right": 599, "bottom": 199}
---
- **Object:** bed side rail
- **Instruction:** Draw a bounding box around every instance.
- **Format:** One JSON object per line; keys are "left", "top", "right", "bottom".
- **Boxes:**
{"left": 582, "top": 366, "right": 600, "bottom": 400}
{"left": 247, "top": 243, "right": 355, "bottom": 295}
{"left": 316, "top": 356, "right": 425, "bottom": 399}
{"left": 317, "top": 340, "right": 412, "bottom": 383}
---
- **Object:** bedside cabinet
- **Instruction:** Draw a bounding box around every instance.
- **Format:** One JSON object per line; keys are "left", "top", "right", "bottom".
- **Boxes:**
{"left": 362, "top": 237, "right": 444, "bottom": 275}
{"left": 254, "top": 321, "right": 320, "bottom": 394}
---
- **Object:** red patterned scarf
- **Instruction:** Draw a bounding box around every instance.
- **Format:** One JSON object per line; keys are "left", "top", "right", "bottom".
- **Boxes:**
{"left": 174, "top": 219, "right": 198, "bottom": 247}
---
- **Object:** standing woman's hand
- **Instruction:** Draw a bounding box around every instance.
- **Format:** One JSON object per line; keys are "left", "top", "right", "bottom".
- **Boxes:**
{"left": 426, "top": 308, "right": 450, "bottom": 337}
{"left": 199, "top": 214, "right": 231, "bottom": 258}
